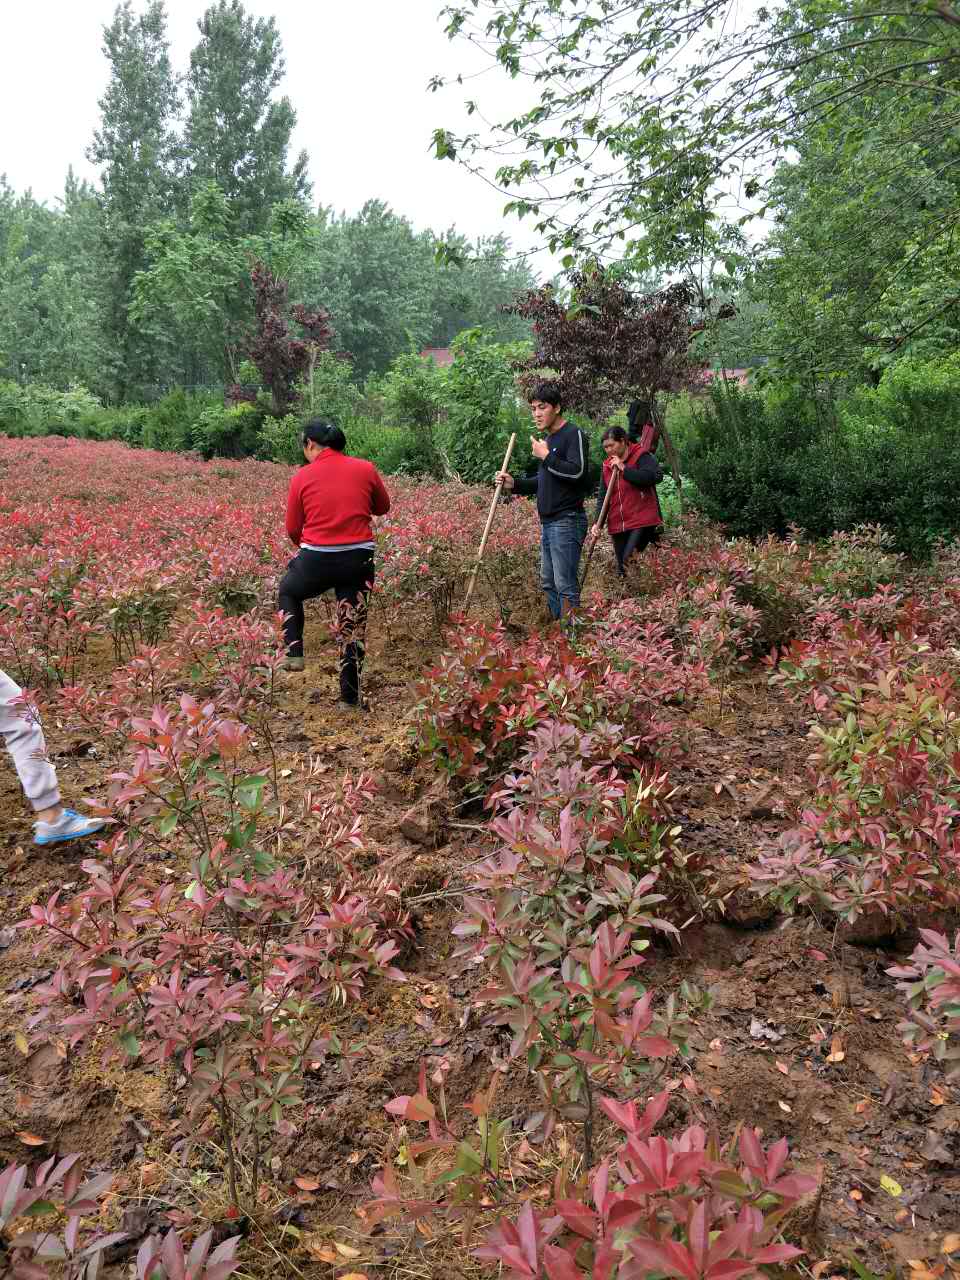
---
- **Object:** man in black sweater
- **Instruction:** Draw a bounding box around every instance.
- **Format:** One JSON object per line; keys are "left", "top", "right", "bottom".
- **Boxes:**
{"left": 496, "top": 381, "right": 590, "bottom": 620}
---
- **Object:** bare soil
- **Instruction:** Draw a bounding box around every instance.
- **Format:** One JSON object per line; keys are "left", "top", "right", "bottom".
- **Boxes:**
{"left": 1, "top": 608, "right": 957, "bottom": 1278}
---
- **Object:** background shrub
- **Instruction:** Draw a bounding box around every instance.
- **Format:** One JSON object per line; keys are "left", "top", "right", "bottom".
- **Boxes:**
{"left": 683, "top": 359, "right": 960, "bottom": 556}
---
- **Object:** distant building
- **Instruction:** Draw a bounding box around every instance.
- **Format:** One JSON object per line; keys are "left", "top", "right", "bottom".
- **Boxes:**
{"left": 420, "top": 347, "right": 455, "bottom": 367}
{"left": 693, "top": 367, "right": 751, "bottom": 391}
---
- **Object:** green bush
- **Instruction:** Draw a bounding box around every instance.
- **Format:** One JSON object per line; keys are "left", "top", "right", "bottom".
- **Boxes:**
{"left": 300, "top": 352, "right": 363, "bottom": 425}
{"left": 348, "top": 419, "right": 425, "bottom": 474}
{"left": 191, "top": 402, "right": 264, "bottom": 459}
{"left": 137, "top": 388, "right": 218, "bottom": 453}
{"left": 257, "top": 413, "right": 302, "bottom": 465}
{"left": 685, "top": 361, "right": 960, "bottom": 556}
{"left": 0, "top": 381, "right": 105, "bottom": 437}
{"left": 664, "top": 392, "right": 701, "bottom": 460}
{"left": 441, "top": 329, "right": 529, "bottom": 484}
{"left": 377, "top": 353, "right": 446, "bottom": 477}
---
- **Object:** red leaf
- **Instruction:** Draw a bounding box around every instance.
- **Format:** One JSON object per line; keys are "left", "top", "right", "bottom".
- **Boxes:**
{"left": 554, "top": 1199, "right": 597, "bottom": 1240}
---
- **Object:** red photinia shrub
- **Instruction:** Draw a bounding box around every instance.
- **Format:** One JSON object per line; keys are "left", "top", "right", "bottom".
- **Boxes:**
{"left": 20, "top": 757, "right": 407, "bottom": 1208}
{"left": 0, "top": 1153, "right": 242, "bottom": 1280}
{"left": 414, "top": 609, "right": 707, "bottom": 789}
{"left": 370, "top": 1084, "right": 814, "bottom": 1278}
{"left": 455, "top": 711, "right": 711, "bottom": 1154}
{"left": 413, "top": 621, "right": 547, "bottom": 784}
{"left": 888, "top": 929, "right": 960, "bottom": 1078}
{"left": 0, "top": 1155, "right": 126, "bottom": 1278}
{"left": 756, "top": 626, "right": 960, "bottom": 925}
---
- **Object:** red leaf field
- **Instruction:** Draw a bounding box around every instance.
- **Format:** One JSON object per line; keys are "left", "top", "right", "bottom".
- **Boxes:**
{"left": 1, "top": 437, "right": 959, "bottom": 1279}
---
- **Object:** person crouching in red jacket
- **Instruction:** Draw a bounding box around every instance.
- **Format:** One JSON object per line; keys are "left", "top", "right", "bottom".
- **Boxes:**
{"left": 589, "top": 425, "right": 663, "bottom": 577}
{"left": 280, "top": 419, "right": 391, "bottom": 708}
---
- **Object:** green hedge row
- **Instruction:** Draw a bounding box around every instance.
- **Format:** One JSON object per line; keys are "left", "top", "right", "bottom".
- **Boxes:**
{"left": 682, "top": 357, "right": 960, "bottom": 557}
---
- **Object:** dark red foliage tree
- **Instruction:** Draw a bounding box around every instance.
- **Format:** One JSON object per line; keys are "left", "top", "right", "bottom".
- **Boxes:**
{"left": 245, "top": 261, "right": 333, "bottom": 417}
{"left": 506, "top": 270, "right": 696, "bottom": 416}
{"left": 504, "top": 269, "right": 697, "bottom": 484}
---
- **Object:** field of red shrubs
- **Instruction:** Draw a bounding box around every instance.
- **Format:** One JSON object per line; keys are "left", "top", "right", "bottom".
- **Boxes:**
{"left": 0, "top": 436, "right": 958, "bottom": 1280}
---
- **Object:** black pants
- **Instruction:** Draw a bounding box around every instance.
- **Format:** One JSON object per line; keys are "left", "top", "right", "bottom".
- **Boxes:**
{"left": 612, "top": 526, "right": 661, "bottom": 576}
{"left": 279, "top": 548, "right": 374, "bottom": 703}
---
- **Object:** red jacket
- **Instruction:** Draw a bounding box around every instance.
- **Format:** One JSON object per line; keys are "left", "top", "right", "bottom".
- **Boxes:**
{"left": 598, "top": 442, "right": 663, "bottom": 534}
{"left": 285, "top": 449, "right": 391, "bottom": 547}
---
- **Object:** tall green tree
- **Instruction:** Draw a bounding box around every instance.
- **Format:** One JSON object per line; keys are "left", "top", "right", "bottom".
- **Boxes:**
{"left": 88, "top": 0, "right": 181, "bottom": 398}
{"left": 299, "top": 204, "right": 537, "bottom": 378}
{"left": 0, "top": 176, "right": 106, "bottom": 390}
{"left": 185, "top": 0, "right": 310, "bottom": 235}
{"left": 302, "top": 201, "right": 438, "bottom": 380}
{"left": 430, "top": 232, "right": 537, "bottom": 345}
{"left": 130, "top": 183, "right": 251, "bottom": 385}
{"left": 434, "top": 0, "right": 960, "bottom": 277}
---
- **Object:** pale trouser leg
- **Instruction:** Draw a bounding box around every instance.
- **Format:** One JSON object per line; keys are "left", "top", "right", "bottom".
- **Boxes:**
{"left": 0, "top": 669, "right": 59, "bottom": 812}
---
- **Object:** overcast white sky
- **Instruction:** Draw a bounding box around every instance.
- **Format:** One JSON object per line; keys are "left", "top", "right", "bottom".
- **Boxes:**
{"left": 3, "top": 0, "right": 558, "bottom": 272}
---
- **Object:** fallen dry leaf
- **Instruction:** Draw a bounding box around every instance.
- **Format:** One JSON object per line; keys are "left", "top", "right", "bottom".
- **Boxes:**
{"left": 709, "top": 1037, "right": 723, "bottom": 1052}
{"left": 931, "top": 1086, "right": 948, "bottom": 1106}
{"left": 302, "top": 1234, "right": 337, "bottom": 1263}
{"left": 294, "top": 1177, "right": 320, "bottom": 1192}
{"left": 849, "top": 1188, "right": 863, "bottom": 1202}
{"left": 943, "top": 1235, "right": 960, "bottom": 1255}
{"left": 14, "top": 1031, "right": 30, "bottom": 1056}
{"left": 778, "top": 1100, "right": 792, "bottom": 1113}
{"left": 776, "top": 1061, "right": 790, "bottom": 1075}
{"left": 855, "top": 1099, "right": 871, "bottom": 1114}
{"left": 340, "top": 1274, "right": 369, "bottom": 1280}
{"left": 907, "top": 1265, "right": 938, "bottom": 1280}
{"left": 16, "top": 1132, "right": 46, "bottom": 1146}
{"left": 826, "top": 1035, "right": 845, "bottom": 1064}
{"left": 335, "top": 1242, "right": 362, "bottom": 1259}
{"left": 880, "top": 1173, "right": 903, "bottom": 1198}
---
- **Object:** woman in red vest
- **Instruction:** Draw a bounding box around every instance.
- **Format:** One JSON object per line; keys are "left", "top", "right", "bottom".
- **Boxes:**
{"left": 590, "top": 425, "right": 663, "bottom": 576}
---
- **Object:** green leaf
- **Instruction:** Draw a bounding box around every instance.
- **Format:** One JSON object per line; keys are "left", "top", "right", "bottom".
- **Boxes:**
{"left": 120, "top": 1031, "right": 140, "bottom": 1057}
{"left": 157, "top": 810, "right": 178, "bottom": 837}
{"left": 23, "top": 1199, "right": 58, "bottom": 1217}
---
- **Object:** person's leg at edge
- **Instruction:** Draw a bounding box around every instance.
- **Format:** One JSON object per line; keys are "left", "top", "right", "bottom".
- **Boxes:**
{"left": 279, "top": 551, "right": 330, "bottom": 665}
{"left": 334, "top": 553, "right": 374, "bottom": 706}
{"left": 554, "top": 512, "right": 588, "bottom": 620}
{"left": 540, "top": 523, "right": 562, "bottom": 620}
{"left": 611, "top": 530, "right": 629, "bottom": 577}
{"left": 619, "top": 527, "right": 644, "bottom": 572}
{"left": 0, "top": 668, "right": 104, "bottom": 843}
{"left": 624, "top": 525, "right": 661, "bottom": 570}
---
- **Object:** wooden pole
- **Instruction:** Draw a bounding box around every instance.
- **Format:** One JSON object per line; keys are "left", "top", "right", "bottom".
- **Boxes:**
{"left": 578, "top": 479, "right": 614, "bottom": 592}
{"left": 463, "top": 433, "right": 517, "bottom": 610}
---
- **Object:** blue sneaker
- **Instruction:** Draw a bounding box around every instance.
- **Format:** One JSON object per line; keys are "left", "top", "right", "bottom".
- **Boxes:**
{"left": 33, "top": 809, "right": 107, "bottom": 846}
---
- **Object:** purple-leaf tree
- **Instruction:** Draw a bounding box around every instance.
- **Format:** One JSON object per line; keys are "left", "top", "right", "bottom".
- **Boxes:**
{"left": 244, "top": 261, "right": 333, "bottom": 417}
{"left": 504, "top": 268, "right": 698, "bottom": 486}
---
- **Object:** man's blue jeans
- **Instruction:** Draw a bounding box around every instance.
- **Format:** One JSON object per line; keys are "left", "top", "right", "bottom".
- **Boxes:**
{"left": 540, "top": 511, "right": 588, "bottom": 619}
